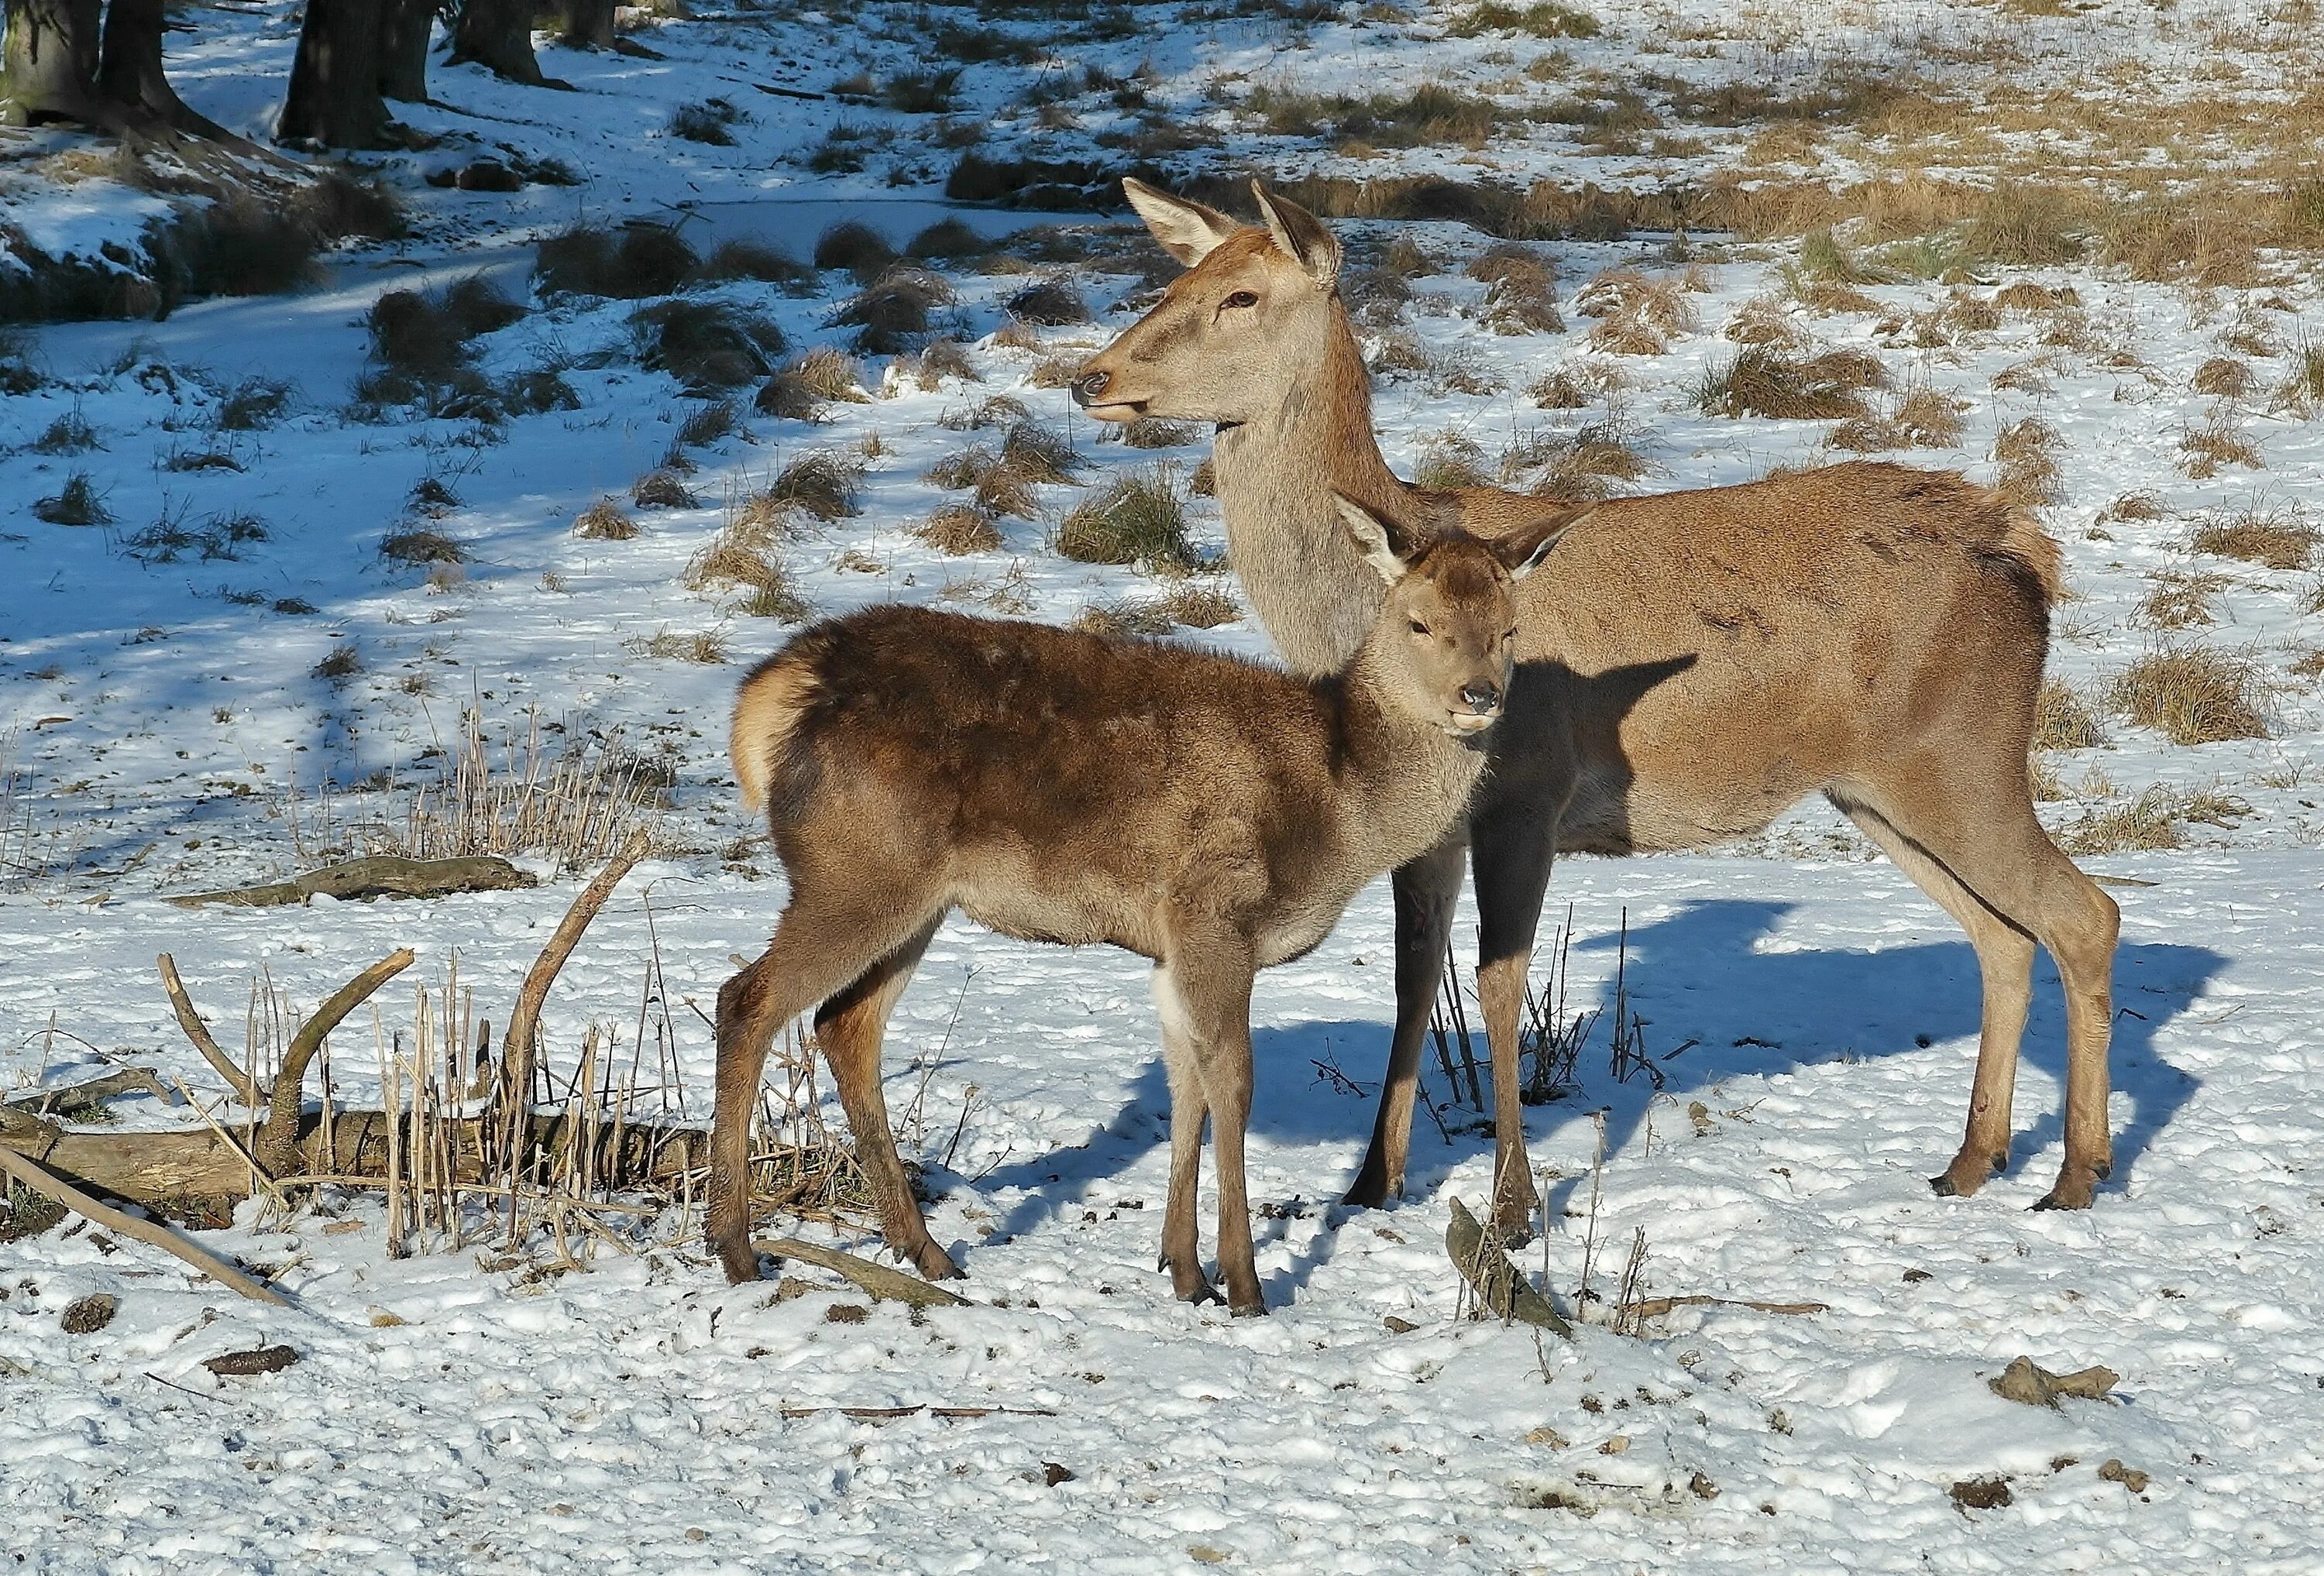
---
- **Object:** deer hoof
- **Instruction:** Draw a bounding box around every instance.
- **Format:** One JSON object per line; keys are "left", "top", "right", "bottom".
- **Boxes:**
{"left": 716, "top": 1242, "right": 763, "bottom": 1285}
{"left": 1927, "top": 1173, "right": 1961, "bottom": 1198}
{"left": 912, "top": 1243, "right": 964, "bottom": 1281}
{"left": 1229, "top": 1300, "right": 1269, "bottom": 1319}
{"left": 2032, "top": 1183, "right": 2095, "bottom": 1212}
{"left": 1340, "top": 1174, "right": 1392, "bottom": 1210}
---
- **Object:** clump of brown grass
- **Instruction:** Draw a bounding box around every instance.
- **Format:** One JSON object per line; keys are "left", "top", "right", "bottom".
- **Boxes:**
{"left": 631, "top": 469, "right": 696, "bottom": 510}
{"left": 635, "top": 628, "right": 731, "bottom": 664}
{"left": 1415, "top": 432, "right": 1493, "bottom": 489}
{"left": 1992, "top": 282, "right": 2080, "bottom": 314}
{"left": 2193, "top": 356, "right": 2257, "bottom": 400}
{"left": 2097, "top": 493, "right": 2165, "bottom": 525}
{"left": 574, "top": 499, "right": 638, "bottom": 540}
{"left": 633, "top": 300, "right": 786, "bottom": 391}
{"left": 1119, "top": 417, "right": 1207, "bottom": 448}
{"left": 677, "top": 399, "right": 739, "bottom": 448}
{"left": 927, "top": 421, "right": 1075, "bottom": 517}
{"left": 1724, "top": 296, "right": 1808, "bottom": 349}
{"left": 1508, "top": 416, "right": 1650, "bottom": 500}
{"left": 394, "top": 706, "right": 668, "bottom": 867}
{"left": 913, "top": 503, "right": 1003, "bottom": 555}
{"left": 686, "top": 518, "right": 810, "bottom": 620}
{"left": 761, "top": 450, "right": 867, "bottom": 522}
{"left": 1057, "top": 465, "right": 1193, "bottom": 569}
{"left": 1992, "top": 417, "right": 2065, "bottom": 507}
{"left": 1078, "top": 580, "right": 1240, "bottom": 635}
{"left": 1698, "top": 347, "right": 1886, "bottom": 420}
{"left": 2178, "top": 407, "right": 2265, "bottom": 479}
{"left": 1004, "top": 277, "right": 1087, "bottom": 326}
{"left": 835, "top": 266, "right": 957, "bottom": 353}
{"left": 2188, "top": 505, "right": 2315, "bottom": 569}
{"left": 2107, "top": 646, "right": 2270, "bottom": 744}
{"left": 380, "top": 527, "right": 469, "bottom": 567}
{"left": 940, "top": 394, "right": 1031, "bottom": 431}
{"left": 2060, "top": 783, "right": 2250, "bottom": 857}
{"left": 756, "top": 346, "right": 872, "bottom": 421}
{"left": 2135, "top": 571, "right": 2225, "bottom": 630}
{"left": 2275, "top": 336, "right": 2324, "bottom": 415}
{"left": 1469, "top": 243, "right": 1563, "bottom": 335}
{"left": 2033, "top": 679, "right": 2104, "bottom": 750}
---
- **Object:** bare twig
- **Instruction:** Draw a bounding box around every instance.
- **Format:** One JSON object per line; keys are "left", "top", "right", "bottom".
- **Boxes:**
{"left": 158, "top": 954, "right": 260, "bottom": 1105}
{"left": 0, "top": 1144, "right": 290, "bottom": 1307}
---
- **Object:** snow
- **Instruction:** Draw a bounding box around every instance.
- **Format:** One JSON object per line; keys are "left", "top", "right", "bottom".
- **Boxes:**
{"left": 6, "top": 0, "right": 2324, "bottom": 1569}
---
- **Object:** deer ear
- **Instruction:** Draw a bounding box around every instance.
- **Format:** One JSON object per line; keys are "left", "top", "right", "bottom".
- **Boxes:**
{"left": 1122, "top": 177, "right": 1241, "bottom": 266}
{"left": 1251, "top": 180, "right": 1342, "bottom": 288}
{"left": 1332, "top": 493, "right": 1412, "bottom": 585}
{"left": 1494, "top": 511, "right": 1583, "bottom": 581}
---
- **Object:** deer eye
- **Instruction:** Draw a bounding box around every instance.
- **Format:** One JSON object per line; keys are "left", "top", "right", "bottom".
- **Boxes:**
{"left": 1221, "top": 290, "right": 1259, "bottom": 310}
{"left": 1408, "top": 620, "right": 1430, "bottom": 637}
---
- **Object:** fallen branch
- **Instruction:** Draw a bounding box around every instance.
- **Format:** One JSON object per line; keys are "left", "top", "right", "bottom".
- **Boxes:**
{"left": 0, "top": 1144, "right": 290, "bottom": 1307}
{"left": 159, "top": 953, "right": 260, "bottom": 1105}
{"left": 1446, "top": 1198, "right": 1572, "bottom": 1337}
{"left": 753, "top": 1237, "right": 972, "bottom": 1308}
{"left": 1625, "top": 1293, "right": 1828, "bottom": 1320}
{"left": 167, "top": 855, "right": 537, "bottom": 908}
{"left": 777, "top": 1404, "right": 1056, "bottom": 1421}
{"left": 503, "top": 829, "right": 651, "bottom": 1101}
{"left": 5, "top": 1067, "right": 179, "bottom": 1115}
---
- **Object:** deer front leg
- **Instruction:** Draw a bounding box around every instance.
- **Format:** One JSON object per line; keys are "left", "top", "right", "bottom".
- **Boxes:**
{"left": 1152, "top": 963, "right": 1219, "bottom": 1303}
{"left": 1345, "top": 832, "right": 1466, "bottom": 1210}
{"left": 1167, "top": 930, "right": 1264, "bottom": 1315}
{"left": 1472, "top": 802, "right": 1560, "bottom": 1241}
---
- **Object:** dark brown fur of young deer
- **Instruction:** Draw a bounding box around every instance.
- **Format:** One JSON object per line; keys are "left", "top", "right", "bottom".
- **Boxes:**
{"left": 706, "top": 502, "right": 1563, "bottom": 1314}
{"left": 1073, "top": 177, "right": 2121, "bottom": 1233}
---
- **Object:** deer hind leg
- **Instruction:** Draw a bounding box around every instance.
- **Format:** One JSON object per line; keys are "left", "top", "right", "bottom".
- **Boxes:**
{"left": 706, "top": 888, "right": 944, "bottom": 1285}
{"left": 816, "top": 915, "right": 949, "bottom": 1280}
{"left": 1471, "top": 802, "right": 1560, "bottom": 1242}
{"left": 1834, "top": 778, "right": 2120, "bottom": 1208}
{"left": 1344, "top": 831, "right": 1466, "bottom": 1211}
{"left": 1165, "top": 927, "right": 1264, "bottom": 1314}
{"left": 1151, "top": 962, "right": 1217, "bottom": 1305}
{"left": 1831, "top": 792, "right": 2035, "bottom": 1198}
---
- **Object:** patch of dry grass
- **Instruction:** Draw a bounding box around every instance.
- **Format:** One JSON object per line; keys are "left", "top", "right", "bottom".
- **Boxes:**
{"left": 1698, "top": 347, "right": 1886, "bottom": 420}
{"left": 631, "top": 469, "right": 696, "bottom": 510}
{"left": 2178, "top": 407, "right": 2266, "bottom": 478}
{"left": 2135, "top": 571, "right": 2225, "bottom": 630}
{"left": 2060, "top": 783, "right": 2250, "bottom": 856}
{"left": 1992, "top": 417, "right": 2066, "bottom": 507}
{"left": 2193, "top": 355, "right": 2257, "bottom": 399}
{"left": 2033, "top": 678, "right": 2104, "bottom": 750}
{"left": 1057, "top": 465, "right": 1193, "bottom": 570}
{"left": 2107, "top": 646, "right": 2270, "bottom": 744}
{"left": 634, "top": 628, "right": 731, "bottom": 664}
{"left": 2188, "top": 505, "right": 2314, "bottom": 569}
{"left": 1415, "top": 433, "right": 1493, "bottom": 489}
{"left": 913, "top": 503, "right": 1003, "bottom": 555}
{"left": 574, "top": 499, "right": 638, "bottom": 541}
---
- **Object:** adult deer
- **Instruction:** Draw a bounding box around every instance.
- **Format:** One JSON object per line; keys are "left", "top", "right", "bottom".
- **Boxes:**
{"left": 707, "top": 500, "right": 1567, "bottom": 1313}
{"left": 1072, "top": 178, "right": 2119, "bottom": 1234}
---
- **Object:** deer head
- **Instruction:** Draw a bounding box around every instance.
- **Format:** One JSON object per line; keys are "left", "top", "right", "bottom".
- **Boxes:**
{"left": 1073, "top": 178, "right": 1346, "bottom": 427}
{"left": 1336, "top": 495, "right": 1564, "bottom": 736}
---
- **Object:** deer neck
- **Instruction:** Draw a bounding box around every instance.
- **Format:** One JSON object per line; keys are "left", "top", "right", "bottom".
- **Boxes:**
{"left": 1331, "top": 639, "right": 1490, "bottom": 874}
{"left": 1212, "top": 309, "right": 1402, "bottom": 679}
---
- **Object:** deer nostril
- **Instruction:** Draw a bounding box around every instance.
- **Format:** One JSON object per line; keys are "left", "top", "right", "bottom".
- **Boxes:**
{"left": 1072, "top": 370, "right": 1110, "bottom": 407}
{"left": 1460, "top": 683, "right": 1501, "bottom": 714}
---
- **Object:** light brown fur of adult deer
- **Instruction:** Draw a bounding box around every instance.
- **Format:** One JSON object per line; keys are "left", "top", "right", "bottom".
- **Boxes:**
{"left": 706, "top": 501, "right": 1566, "bottom": 1314}
{"left": 1073, "top": 178, "right": 2119, "bottom": 1231}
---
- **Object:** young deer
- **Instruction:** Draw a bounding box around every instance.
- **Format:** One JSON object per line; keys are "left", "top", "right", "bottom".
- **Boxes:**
{"left": 1073, "top": 179, "right": 2121, "bottom": 1234}
{"left": 706, "top": 499, "right": 1566, "bottom": 1314}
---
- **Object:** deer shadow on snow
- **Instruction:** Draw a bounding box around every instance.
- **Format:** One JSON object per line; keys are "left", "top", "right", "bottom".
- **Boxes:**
{"left": 964, "top": 897, "right": 2223, "bottom": 1306}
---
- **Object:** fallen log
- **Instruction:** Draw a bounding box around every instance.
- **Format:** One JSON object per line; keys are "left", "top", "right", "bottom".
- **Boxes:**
{"left": 167, "top": 854, "right": 538, "bottom": 908}
{"left": 0, "top": 1144, "right": 290, "bottom": 1306}
{"left": 753, "top": 1237, "right": 972, "bottom": 1308}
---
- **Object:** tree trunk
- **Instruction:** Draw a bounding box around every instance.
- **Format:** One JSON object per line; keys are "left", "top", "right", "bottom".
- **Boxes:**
{"left": 558, "top": 0, "right": 612, "bottom": 50}
{"left": 97, "top": 0, "right": 229, "bottom": 137}
{"left": 376, "top": 0, "right": 430, "bottom": 102}
{"left": 449, "top": 0, "right": 541, "bottom": 85}
{"left": 1, "top": 0, "right": 105, "bottom": 128}
{"left": 277, "top": 0, "right": 391, "bottom": 149}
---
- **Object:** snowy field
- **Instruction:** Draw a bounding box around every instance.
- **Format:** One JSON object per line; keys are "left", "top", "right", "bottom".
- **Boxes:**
{"left": 6, "top": 0, "right": 2324, "bottom": 1570}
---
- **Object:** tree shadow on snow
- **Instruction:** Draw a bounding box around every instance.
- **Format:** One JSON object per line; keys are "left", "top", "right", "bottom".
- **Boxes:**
{"left": 961, "top": 897, "right": 2223, "bottom": 1296}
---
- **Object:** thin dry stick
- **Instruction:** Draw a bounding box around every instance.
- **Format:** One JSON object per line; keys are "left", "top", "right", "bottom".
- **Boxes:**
{"left": 163, "top": 1074, "right": 288, "bottom": 1212}
{"left": 1627, "top": 1293, "right": 1829, "bottom": 1320}
{"left": 0, "top": 1144, "right": 290, "bottom": 1306}
{"left": 157, "top": 954, "right": 260, "bottom": 1105}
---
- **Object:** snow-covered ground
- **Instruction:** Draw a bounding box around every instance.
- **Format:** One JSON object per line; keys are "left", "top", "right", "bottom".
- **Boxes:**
{"left": 5, "top": 0, "right": 2324, "bottom": 1569}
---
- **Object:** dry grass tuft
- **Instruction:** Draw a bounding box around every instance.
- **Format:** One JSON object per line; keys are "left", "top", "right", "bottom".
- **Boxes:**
{"left": 2188, "top": 505, "right": 2316, "bottom": 569}
{"left": 1724, "top": 296, "right": 1808, "bottom": 349}
{"left": 2097, "top": 493, "right": 2165, "bottom": 525}
{"left": 33, "top": 471, "right": 110, "bottom": 527}
{"left": 636, "top": 628, "right": 731, "bottom": 664}
{"left": 2193, "top": 356, "right": 2257, "bottom": 399}
{"left": 913, "top": 503, "right": 1004, "bottom": 555}
{"left": 1469, "top": 243, "right": 1563, "bottom": 335}
{"left": 2032, "top": 680, "right": 2104, "bottom": 750}
{"left": 1004, "top": 278, "right": 1088, "bottom": 326}
{"left": 535, "top": 222, "right": 699, "bottom": 299}
{"left": 631, "top": 469, "right": 696, "bottom": 510}
{"left": 1508, "top": 416, "right": 1650, "bottom": 500}
{"left": 2178, "top": 407, "right": 2264, "bottom": 479}
{"left": 1698, "top": 347, "right": 1885, "bottom": 420}
{"left": 1119, "top": 417, "right": 1208, "bottom": 448}
{"left": 380, "top": 527, "right": 469, "bottom": 567}
{"left": 2060, "top": 784, "right": 2250, "bottom": 857}
{"left": 1992, "top": 417, "right": 2066, "bottom": 507}
{"left": 574, "top": 499, "right": 639, "bottom": 541}
{"left": 756, "top": 347, "right": 872, "bottom": 420}
{"left": 2135, "top": 571, "right": 2225, "bottom": 630}
{"left": 678, "top": 399, "right": 740, "bottom": 448}
{"left": 1057, "top": 465, "right": 1194, "bottom": 569}
{"left": 813, "top": 220, "right": 896, "bottom": 276}
{"left": 633, "top": 300, "right": 786, "bottom": 391}
{"left": 835, "top": 266, "right": 956, "bottom": 353}
{"left": 761, "top": 450, "right": 867, "bottom": 522}
{"left": 2108, "top": 646, "right": 2269, "bottom": 745}
{"left": 1078, "top": 580, "right": 1241, "bottom": 635}
{"left": 1415, "top": 433, "right": 1493, "bottom": 489}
